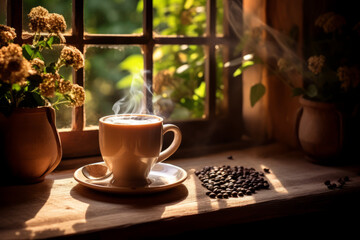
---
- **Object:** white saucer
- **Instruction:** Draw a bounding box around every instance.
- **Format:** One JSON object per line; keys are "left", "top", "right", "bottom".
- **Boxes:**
{"left": 73, "top": 162, "right": 187, "bottom": 194}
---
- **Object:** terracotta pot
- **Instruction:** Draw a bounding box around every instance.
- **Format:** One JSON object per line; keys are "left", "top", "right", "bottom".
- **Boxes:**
{"left": 0, "top": 107, "right": 62, "bottom": 184}
{"left": 296, "top": 97, "right": 343, "bottom": 162}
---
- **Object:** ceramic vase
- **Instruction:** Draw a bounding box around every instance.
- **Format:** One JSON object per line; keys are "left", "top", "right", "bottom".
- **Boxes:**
{"left": 296, "top": 97, "right": 343, "bottom": 163}
{"left": 0, "top": 107, "right": 62, "bottom": 184}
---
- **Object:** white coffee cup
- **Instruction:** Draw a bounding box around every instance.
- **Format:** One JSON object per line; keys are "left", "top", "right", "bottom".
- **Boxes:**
{"left": 99, "top": 114, "right": 182, "bottom": 187}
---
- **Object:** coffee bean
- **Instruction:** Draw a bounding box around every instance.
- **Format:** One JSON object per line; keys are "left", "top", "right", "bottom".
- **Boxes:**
{"left": 338, "top": 178, "right": 345, "bottom": 186}
{"left": 263, "top": 168, "right": 270, "bottom": 173}
{"left": 196, "top": 165, "right": 272, "bottom": 198}
{"left": 209, "top": 192, "right": 216, "bottom": 198}
{"left": 324, "top": 180, "right": 331, "bottom": 186}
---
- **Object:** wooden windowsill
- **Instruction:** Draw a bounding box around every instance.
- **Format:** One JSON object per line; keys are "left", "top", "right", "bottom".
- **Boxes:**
{"left": 1, "top": 143, "right": 360, "bottom": 239}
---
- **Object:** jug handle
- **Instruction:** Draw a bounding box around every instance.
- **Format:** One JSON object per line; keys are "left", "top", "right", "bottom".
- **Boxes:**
{"left": 295, "top": 106, "right": 303, "bottom": 150}
{"left": 41, "top": 107, "right": 63, "bottom": 177}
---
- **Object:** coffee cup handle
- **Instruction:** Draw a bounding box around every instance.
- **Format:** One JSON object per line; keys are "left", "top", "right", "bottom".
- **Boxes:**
{"left": 157, "top": 124, "right": 182, "bottom": 163}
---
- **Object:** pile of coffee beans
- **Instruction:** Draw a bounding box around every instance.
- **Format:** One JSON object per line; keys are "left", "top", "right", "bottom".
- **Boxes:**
{"left": 195, "top": 165, "right": 270, "bottom": 199}
{"left": 324, "top": 176, "right": 350, "bottom": 189}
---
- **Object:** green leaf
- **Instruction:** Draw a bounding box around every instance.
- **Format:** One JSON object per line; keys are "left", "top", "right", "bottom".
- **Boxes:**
{"left": 233, "top": 67, "right": 242, "bottom": 77}
{"left": 119, "top": 54, "right": 143, "bottom": 74}
{"left": 11, "top": 83, "right": 21, "bottom": 91}
{"left": 22, "top": 44, "right": 34, "bottom": 60}
{"left": 242, "top": 60, "right": 255, "bottom": 68}
{"left": 233, "top": 60, "right": 255, "bottom": 77}
{"left": 33, "top": 50, "right": 44, "bottom": 61}
{"left": 116, "top": 74, "right": 143, "bottom": 89}
{"left": 27, "top": 74, "right": 43, "bottom": 91}
{"left": 18, "top": 92, "right": 45, "bottom": 108}
{"left": 194, "top": 81, "right": 206, "bottom": 98}
{"left": 250, "top": 83, "right": 266, "bottom": 107}
{"left": 46, "top": 36, "right": 54, "bottom": 49}
{"left": 305, "top": 84, "right": 318, "bottom": 98}
{"left": 45, "top": 62, "right": 57, "bottom": 74}
{"left": 37, "top": 40, "right": 47, "bottom": 48}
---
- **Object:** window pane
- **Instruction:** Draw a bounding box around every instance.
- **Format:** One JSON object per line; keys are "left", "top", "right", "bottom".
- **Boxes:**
{"left": 153, "top": 0, "right": 206, "bottom": 36}
{"left": 39, "top": 45, "right": 73, "bottom": 129}
{"left": 23, "top": 0, "right": 72, "bottom": 33}
{"left": 84, "top": 0, "right": 142, "bottom": 34}
{"left": 55, "top": 62, "right": 73, "bottom": 129}
{"left": 216, "top": 45, "right": 226, "bottom": 116}
{"left": 153, "top": 45, "right": 205, "bottom": 120}
{"left": 216, "top": 0, "right": 224, "bottom": 36}
{"left": 0, "top": 0, "right": 6, "bottom": 25}
{"left": 85, "top": 45, "right": 144, "bottom": 127}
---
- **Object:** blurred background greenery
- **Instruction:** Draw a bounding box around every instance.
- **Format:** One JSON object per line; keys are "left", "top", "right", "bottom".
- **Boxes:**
{"left": 2, "top": 0, "right": 226, "bottom": 129}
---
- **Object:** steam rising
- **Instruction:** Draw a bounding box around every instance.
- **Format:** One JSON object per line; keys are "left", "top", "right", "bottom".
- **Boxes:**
{"left": 112, "top": 70, "right": 152, "bottom": 115}
{"left": 227, "top": 0, "right": 304, "bottom": 81}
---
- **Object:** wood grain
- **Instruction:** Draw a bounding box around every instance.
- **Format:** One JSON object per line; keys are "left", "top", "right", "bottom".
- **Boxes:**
{"left": 1, "top": 143, "right": 359, "bottom": 239}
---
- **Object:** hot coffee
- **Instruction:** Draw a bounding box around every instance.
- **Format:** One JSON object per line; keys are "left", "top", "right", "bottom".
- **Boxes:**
{"left": 99, "top": 114, "right": 181, "bottom": 187}
{"left": 103, "top": 115, "right": 161, "bottom": 125}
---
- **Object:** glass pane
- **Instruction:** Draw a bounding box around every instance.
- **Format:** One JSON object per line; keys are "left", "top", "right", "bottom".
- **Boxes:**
{"left": 216, "top": 45, "right": 226, "bottom": 116}
{"left": 0, "top": 0, "right": 6, "bottom": 25}
{"left": 85, "top": 45, "right": 144, "bottom": 127}
{"left": 40, "top": 45, "right": 73, "bottom": 129}
{"left": 56, "top": 63, "right": 73, "bottom": 129}
{"left": 23, "top": 0, "right": 72, "bottom": 34}
{"left": 84, "top": 0, "right": 142, "bottom": 34}
{"left": 153, "top": 45, "right": 205, "bottom": 120}
{"left": 153, "top": 0, "right": 206, "bottom": 36}
{"left": 216, "top": 0, "right": 224, "bottom": 36}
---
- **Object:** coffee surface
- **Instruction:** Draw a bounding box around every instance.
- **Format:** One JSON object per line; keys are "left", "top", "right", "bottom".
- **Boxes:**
{"left": 103, "top": 115, "right": 161, "bottom": 125}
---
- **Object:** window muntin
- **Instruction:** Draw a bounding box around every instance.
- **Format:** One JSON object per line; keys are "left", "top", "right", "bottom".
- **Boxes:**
{"left": 0, "top": 0, "right": 6, "bottom": 24}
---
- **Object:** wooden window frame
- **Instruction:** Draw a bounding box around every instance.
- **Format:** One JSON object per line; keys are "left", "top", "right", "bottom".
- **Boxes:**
{"left": 6, "top": 0, "right": 244, "bottom": 159}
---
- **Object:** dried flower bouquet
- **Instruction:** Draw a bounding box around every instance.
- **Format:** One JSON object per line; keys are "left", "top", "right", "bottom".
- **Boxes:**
{"left": 0, "top": 6, "right": 85, "bottom": 116}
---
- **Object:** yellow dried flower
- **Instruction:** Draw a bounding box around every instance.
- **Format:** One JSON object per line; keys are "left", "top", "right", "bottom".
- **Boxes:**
{"left": 181, "top": 10, "right": 192, "bottom": 25}
{"left": 153, "top": 69, "right": 182, "bottom": 95}
{"left": 0, "top": 25, "right": 16, "bottom": 45}
{"left": 39, "top": 73, "right": 59, "bottom": 98}
{"left": 308, "top": 55, "right": 326, "bottom": 75}
{"left": 0, "top": 43, "right": 31, "bottom": 84}
{"left": 58, "top": 79, "right": 72, "bottom": 94}
{"left": 277, "top": 57, "right": 296, "bottom": 72}
{"left": 28, "top": 6, "right": 49, "bottom": 32}
{"left": 337, "top": 66, "right": 360, "bottom": 90}
{"left": 59, "top": 46, "right": 84, "bottom": 71}
{"left": 47, "top": 13, "right": 67, "bottom": 33}
{"left": 30, "top": 58, "right": 45, "bottom": 72}
{"left": 315, "top": 12, "right": 346, "bottom": 33}
{"left": 69, "top": 84, "right": 85, "bottom": 107}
